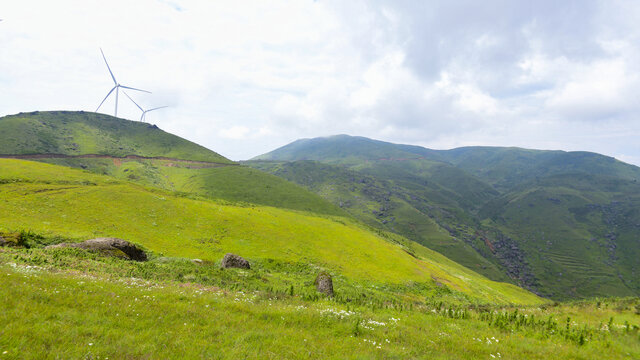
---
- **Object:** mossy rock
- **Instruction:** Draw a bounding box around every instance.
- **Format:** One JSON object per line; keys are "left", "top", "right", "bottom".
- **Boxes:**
{"left": 46, "top": 238, "right": 147, "bottom": 261}
{"left": 221, "top": 253, "right": 250, "bottom": 269}
{"left": 314, "top": 271, "right": 334, "bottom": 296}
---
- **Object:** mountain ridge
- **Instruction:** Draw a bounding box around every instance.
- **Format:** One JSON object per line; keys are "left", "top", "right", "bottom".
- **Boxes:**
{"left": 250, "top": 134, "right": 640, "bottom": 299}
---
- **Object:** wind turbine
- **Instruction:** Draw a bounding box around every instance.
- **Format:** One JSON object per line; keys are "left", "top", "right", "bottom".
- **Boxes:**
{"left": 122, "top": 91, "right": 168, "bottom": 122}
{"left": 96, "top": 48, "right": 150, "bottom": 117}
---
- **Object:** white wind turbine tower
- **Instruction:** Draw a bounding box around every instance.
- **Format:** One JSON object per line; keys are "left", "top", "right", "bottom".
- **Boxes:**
{"left": 122, "top": 91, "right": 168, "bottom": 122}
{"left": 96, "top": 48, "right": 151, "bottom": 117}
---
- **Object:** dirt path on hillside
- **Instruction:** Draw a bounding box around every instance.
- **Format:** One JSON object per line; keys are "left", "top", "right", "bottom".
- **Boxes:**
{"left": 0, "top": 153, "right": 237, "bottom": 169}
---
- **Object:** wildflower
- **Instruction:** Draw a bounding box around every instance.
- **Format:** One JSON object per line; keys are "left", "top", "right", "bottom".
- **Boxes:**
{"left": 88, "top": 343, "right": 93, "bottom": 346}
{"left": 490, "top": 354, "right": 496, "bottom": 358}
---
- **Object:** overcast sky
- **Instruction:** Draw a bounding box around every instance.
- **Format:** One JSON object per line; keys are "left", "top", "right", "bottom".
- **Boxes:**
{"left": 2, "top": 1, "right": 640, "bottom": 164}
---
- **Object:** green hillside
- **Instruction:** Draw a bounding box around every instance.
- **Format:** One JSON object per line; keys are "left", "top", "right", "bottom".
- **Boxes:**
{"left": 0, "top": 111, "right": 345, "bottom": 216}
{"left": 251, "top": 135, "right": 640, "bottom": 300}
{"left": 1, "top": 121, "right": 638, "bottom": 359}
{"left": 0, "top": 111, "right": 232, "bottom": 163}
{"left": 253, "top": 134, "right": 430, "bottom": 165}
{"left": 480, "top": 173, "right": 640, "bottom": 298}
{"left": 0, "top": 158, "right": 542, "bottom": 305}
{"left": 248, "top": 160, "right": 509, "bottom": 282}
{"left": 432, "top": 146, "right": 640, "bottom": 191}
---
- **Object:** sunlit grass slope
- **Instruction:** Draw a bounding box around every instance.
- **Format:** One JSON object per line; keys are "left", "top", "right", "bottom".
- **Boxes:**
{"left": 36, "top": 157, "right": 346, "bottom": 216}
{"left": 0, "top": 263, "right": 637, "bottom": 359}
{"left": 0, "top": 262, "right": 640, "bottom": 359}
{"left": 0, "top": 111, "right": 232, "bottom": 163}
{"left": 0, "top": 111, "right": 345, "bottom": 216}
{"left": 0, "top": 159, "right": 542, "bottom": 304}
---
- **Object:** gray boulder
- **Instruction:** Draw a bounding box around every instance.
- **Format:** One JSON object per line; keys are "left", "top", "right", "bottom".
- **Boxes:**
{"left": 46, "top": 237, "right": 147, "bottom": 261}
{"left": 221, "top": 253, "right": 250, "bottom": 269}
{"left": 315, "top": 272, "right": 334, "bottom": 296}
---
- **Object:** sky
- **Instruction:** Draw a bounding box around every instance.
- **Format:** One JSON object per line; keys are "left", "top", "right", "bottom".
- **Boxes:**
{"left": 2, "top": 1, "right": 640, "bottom": 164}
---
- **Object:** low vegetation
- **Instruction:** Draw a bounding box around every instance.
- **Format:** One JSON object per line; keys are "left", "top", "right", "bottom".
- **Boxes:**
{"left": 0, "top": 251, "right": 637, "bottom": 359}
{"left": 0, "top": 159, "right": 541, "bottom": 305}
{"left": 1, "top": 114, "right": 638, "bottom": 358}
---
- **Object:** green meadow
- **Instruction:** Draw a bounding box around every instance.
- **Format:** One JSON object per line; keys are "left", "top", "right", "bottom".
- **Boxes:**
{"left": 0, "top": 257, "right": 638, "bottom": 359}
{"left": 1, "top": 113, "right": 638, "bottom": 359}
{"left": 0, "top": 159, "right": 540, "bottom": 304}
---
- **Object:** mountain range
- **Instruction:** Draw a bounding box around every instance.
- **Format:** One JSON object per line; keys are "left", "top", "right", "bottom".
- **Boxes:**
{"left": 249, "top": 134, "right": 640, "bottom": 300}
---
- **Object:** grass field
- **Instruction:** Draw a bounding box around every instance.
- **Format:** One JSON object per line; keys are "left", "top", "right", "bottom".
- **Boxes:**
{"left": 0, "top": 158, "right": 541, "bottom": 305}
{"left": 1, "top": 127, "right": 639, "bottom": 358}
{"left": 0, "top": 258, "right": 637, "bottom": 359}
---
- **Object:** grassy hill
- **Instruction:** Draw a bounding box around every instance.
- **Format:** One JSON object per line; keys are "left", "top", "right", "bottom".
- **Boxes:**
{"left": 0, "top": 111, "right": 345, "bottom": 216}
{"left": 3, "top": 159, "right": 639, "bottom": 359}
{"left": 431, "top": 146, "right": 640, "bottom": 191}
{"left": 251, "top": 135, "right": 640, "bottom": 300}
{"left": 0, "top": 158, "right": 542, "bottom": 305}
{"left": 1, "top": 119, "right": 638, "bottom": 358}
{"left": 0, "top": 111, "right": 233, "bottom": 163}
{"left": 248, "top": 160, "right": 509, "bottom": 282}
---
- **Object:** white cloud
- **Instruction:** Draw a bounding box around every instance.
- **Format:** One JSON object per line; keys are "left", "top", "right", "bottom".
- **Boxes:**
{"left": 1, "top": 0, "right": 640, "bottom": 165}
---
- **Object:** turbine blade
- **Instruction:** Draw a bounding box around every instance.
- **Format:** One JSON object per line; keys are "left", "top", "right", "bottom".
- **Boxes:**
{"left": 95, "top": 86, "right": 116, "bottom": 112}
{"left": 100, "top": 48, "right": 117, "bottom": 85}
{"left": 147, "top": 106, "right": 168, "bottom": 112}
{"left": 122, "top": 91, "right": 144, "bottom": 112}
{"left": 119, "top": 85, "right": 151, "bottom": 94}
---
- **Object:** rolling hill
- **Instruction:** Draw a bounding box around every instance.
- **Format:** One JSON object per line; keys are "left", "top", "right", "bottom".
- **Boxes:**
{"left": 250, "top": 135, "right": 640, "bottom": 299}
{"left": 0, "top": 111, "right": 232, "bottom": 163}
{"left": 0, "top": 111, "right": 344, "bottom": 216}
{"left": 0, "top": 158, "right": 542, "bottom": 305}
{"left": 0, "top": 111, "right": 543, "bottom": 303}
{"left": 2, "top": 113, "right": 639, "bottom": 359}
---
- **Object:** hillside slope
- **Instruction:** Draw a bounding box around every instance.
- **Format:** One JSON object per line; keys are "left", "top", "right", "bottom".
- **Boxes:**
{"left": 251, "top": 135, "right": 640, "bottom": 299}
{"left": 0, "top": 111, "right": 232, "bottom": 163}
{"left": 248, "top": 160, "right": 509, "bottom": 281}
{"left": 0, "top": 158, "right": 543, "bottom": 305}
{"left": 0, "top": 111, "right": 345, "bottom": 216}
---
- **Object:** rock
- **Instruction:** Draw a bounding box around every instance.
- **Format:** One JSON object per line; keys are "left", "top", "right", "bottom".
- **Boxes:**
{"left": 46, "top": 238, "right": 147, "bottom": 261}
{"left": 192, "top": 258, "right": 204, "bottom": 265}
{"left": 314, "top": 272, "right": 334, "bottom": 296}
{"left": 221, "top": 253, "right": 250, "bottom": 269}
